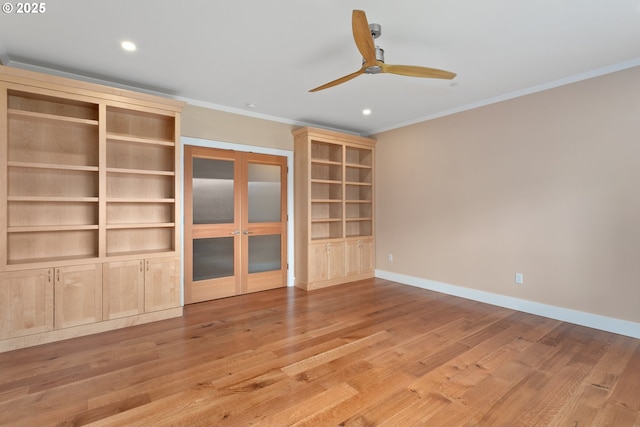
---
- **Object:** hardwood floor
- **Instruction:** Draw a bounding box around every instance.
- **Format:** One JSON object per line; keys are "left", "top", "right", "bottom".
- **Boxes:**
{"left": 1, "top": 278, "right": 639, "bottom": 426}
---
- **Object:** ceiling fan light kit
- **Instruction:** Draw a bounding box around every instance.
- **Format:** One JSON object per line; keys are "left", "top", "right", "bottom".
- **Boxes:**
{"left": 310, "top": 10, "right": 456, "bottom": 92}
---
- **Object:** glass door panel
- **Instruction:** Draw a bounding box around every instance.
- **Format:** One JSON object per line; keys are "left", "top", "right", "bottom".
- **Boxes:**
{"left": 248, "top": 163, "right": 281, "bottom": 223}
{"left": 192, "top": 158, "right": 235, "bottom": 224}
{"left": 248, "top": 234, "right": 281, "bottom": 274}
{"left": 193, "top": 237, "right": 234, "bottom": 281}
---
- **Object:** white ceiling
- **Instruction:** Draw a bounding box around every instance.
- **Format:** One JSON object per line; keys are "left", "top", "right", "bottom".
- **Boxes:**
{"left": 1, "top": 0, "right": 639, "bottom": 135}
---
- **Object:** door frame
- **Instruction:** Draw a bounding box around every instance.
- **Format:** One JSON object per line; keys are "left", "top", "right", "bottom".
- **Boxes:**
{"left": 180, "top": 136, "right": 294, "bottom": 305}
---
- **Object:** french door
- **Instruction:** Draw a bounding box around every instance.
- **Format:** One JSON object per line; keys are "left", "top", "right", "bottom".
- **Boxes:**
{"left": 184, "top": 146, "right": 287, "bottom": 304}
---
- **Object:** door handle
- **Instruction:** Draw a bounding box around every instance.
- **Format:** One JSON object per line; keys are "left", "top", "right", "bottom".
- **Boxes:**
{"left": 230, "top": 230, "right": 240, "bottom": 235}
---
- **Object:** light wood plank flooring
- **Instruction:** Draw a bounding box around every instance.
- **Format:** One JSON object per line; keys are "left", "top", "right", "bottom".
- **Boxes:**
{"left": 0, "top": 278, "right": 639, "bottom": 426}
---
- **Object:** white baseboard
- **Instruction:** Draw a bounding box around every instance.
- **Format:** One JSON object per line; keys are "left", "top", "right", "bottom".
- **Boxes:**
{"left": 375, "top": 270, "right": 640, "bottom": 340}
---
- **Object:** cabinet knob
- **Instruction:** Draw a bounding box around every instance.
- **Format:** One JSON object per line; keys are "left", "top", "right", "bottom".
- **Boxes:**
{"left": 230, "top": 230, "right": 240, "bottom": 235}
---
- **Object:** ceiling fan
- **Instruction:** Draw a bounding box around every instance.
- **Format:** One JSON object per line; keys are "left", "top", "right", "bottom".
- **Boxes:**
{"left": 310, "top": 10, "right": 456, "bottom": 92}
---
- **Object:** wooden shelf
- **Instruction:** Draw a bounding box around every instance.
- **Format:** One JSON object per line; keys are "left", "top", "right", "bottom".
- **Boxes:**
{"left": 310, "top": 140, "right": 343, "bottom": 163}
{"left": 7, "top": 254, "right": 99, "bottom": 266}
{"left": 8, "top": 161, "right": 99, "bottom": 172}
{"left": 345, "top": 146, "right": 373, "bottom": 167}
{"left": 107, "top": 174, "right": 174, "bottom": 200}
{"left": 106, "top": 198, "right": 175, "bottom": 203}
{"left": 106, "top": 223, "right": 175, "bottom": 229}
{"left": 311, "top": 159, "right": 342, "bottom": 166}
{"left": 8, "top": 196, "right": 99, "bottom": 203}
{"left": 8, "top": 225, "right": 99, "bottom": 233}
{"left": 8, "top": 108, "right": 99, "bottom": 126}
{"left": 311, "top": 179, "right": 342, "bottom": 184}
{"left": 107, "top": 168, "right": 175, "bottom": 176}
{"left": 106, "top": 227, "right": 175, "bottom": 254}
{"left": 106, "top": 133, "right": 175, "bottom": 147}
{"left": 106, "top": 106, "right": 175, "bottom": 142}
{"left": 105, "top": 249, "right": 175, "bottom": 258}
{"left": 7, "top": 229, "right": 99, "bottom": 264}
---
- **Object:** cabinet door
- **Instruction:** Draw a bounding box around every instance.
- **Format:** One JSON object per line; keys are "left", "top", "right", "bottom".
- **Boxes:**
{"left": 345, "top": 240, "right": 361, "bottom": 277}
{"left": 327, "top": 242, "right": 345, "bottom": 280}
{"left": 0, "top": 269, "right": 54, "bottom": 339}
{"left": 308, "top": 243, "right": 330, "bottom": 283}
{"left": 360, "top": 239, "right": 374, "bottom": 273}
{"left": 309, "top": 242, "right": 345, "bottom": 283}
{"left": 103, "top": 260, "right": 144, "bottom": 320}
{"left": 144, "top": 257, "right": 180, "bottom": 313}
{"left": 55, "top": 264, "right": 102, "bottom": 329}
{"left": 345, "top": 239, "right": 374, "bottom": 276}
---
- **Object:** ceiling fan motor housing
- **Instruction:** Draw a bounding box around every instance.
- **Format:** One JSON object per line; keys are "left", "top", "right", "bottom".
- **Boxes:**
{"left": 363, "top": 23, "right": 384, "bottom": 74}
{"left": 363, "top": 47, "right": 384, "bottom": 74}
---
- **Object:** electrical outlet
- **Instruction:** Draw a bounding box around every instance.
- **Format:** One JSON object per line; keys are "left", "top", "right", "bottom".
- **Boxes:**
{"left": 388, "top": 254, "right": 393, "bottom": 263}
{"left": 515, "top": 273, "right": 524, "bottom": 285}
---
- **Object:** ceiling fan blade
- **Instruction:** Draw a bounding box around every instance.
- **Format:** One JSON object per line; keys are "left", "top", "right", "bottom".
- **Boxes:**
{"left": 380, "top": 63, "right": 457, "bottom": 80}
{"left": 352, "top": 10, "right": 376, "bottom": 66}
{"left": 309, "top": 68, "right": 365, "bottom": 92}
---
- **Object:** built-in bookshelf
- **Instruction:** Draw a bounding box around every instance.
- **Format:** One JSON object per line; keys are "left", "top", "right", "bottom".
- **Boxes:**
{"left": 0, "top": 65, "right": 184, "bottom": 351}
{"left": 293, "top": 127, "right": 375, "bottom": 291}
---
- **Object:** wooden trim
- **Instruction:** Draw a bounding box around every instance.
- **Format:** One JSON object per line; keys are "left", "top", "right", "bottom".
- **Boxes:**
{"left": 98, "top": 103, "right": 107, "bottom": 258}
{"left": 0, "top": 65, "right": 185, "bottom": 112}
{"left": 294, "top": 271, "right": 374, "bottom": 291}
{"left": 0, "top": 84, "right": 7, "bottom": 270}
{"left": 182, "top": 145, "right": 195, "bottom": 304}
{"left": 0, "top": 307, "right": 182, "bottom": 353}
{"left": 173, "top": 113, "right": 182, "bottom": 260}
{"left": 292, "top": 126, "right": 375, "bottom": 147}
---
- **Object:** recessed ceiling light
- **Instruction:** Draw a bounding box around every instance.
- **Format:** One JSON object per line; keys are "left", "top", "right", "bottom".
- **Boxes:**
{"left": 121, "top": 41, "right": 137, "bottom": 52}
{"left": 362, "top": 108, "right": 372, "bottom": 116}
{"left": 246, "top": 102, "right": 257, "bottom": 109}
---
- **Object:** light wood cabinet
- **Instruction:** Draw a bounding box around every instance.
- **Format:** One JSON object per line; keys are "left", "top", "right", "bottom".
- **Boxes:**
{"left": 0, "top": 264, "right": 102, "bottom": 338}
{"left": 144, "top": 257, "right": 180, "bottom": 312}
{"left": 345, "top": 238, "right": 374, "bottom": 277}
{"left": 293, "top": 127, "right": 375, "bottom": 290}
{"left": 308, "top": 242, "right": 345, "bottom": 283}
{"left": 54, "top": 264, "right": 102, "bottom": 329}
{"left": 103, "top": 260, "right": 144, "bottom": 320}
{"left": 103, "top": 257, "right": 179, "bottom": 320}
{"left": 0, "top": 269, "right": 53, "bottom": 339}
{"left": 0, "top": 65, "right": 184, "bottom": 351}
